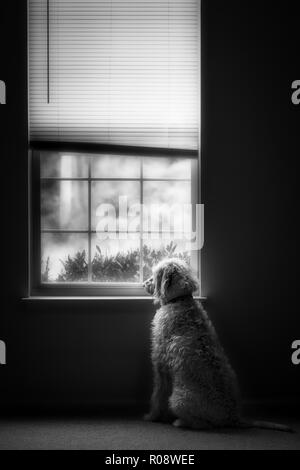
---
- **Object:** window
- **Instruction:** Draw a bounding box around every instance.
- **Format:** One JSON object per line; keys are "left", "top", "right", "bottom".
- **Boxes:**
{"left": 30, "top": 147, "right": 198, "bottom": 294}
{"left": 28, "top": 0, "right": 200, "bottom": 296}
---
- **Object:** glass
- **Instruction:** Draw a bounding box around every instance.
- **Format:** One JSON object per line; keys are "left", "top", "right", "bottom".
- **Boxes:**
{"left": 41, "top": 152, "right": 88, "bottom": 178}
{"left": 91, "top": 180, "right": 140, "bottom": 231}
{"left": 91, "top": 154, "right": 140, "bottom": 178}
{"left": 143, "top": 157, "right": 191, "bottom": 179}
{"left": 143, "top": 181, "right": 191, "bottom": 233}
{"left": 38, "top": 152, "right": 195, "bottom": 285}
{"left": 41, "top": 233, "right": 88, "bottom": 282}
{"left": 91, "top": 235, "right": 140, "bottom": 282}
{"left": 142, "top": 238, "right": 191, "bottom": 281}
{"left": 41, "top": 180, "right": 88, "bottom": 230}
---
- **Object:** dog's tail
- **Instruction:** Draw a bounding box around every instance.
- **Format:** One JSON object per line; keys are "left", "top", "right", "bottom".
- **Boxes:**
{"left": 240, "top": 419, "right": 294, "bottom": 433}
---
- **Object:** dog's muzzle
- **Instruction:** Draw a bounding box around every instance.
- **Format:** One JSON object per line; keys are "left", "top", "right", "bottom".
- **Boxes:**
{"left": 143, "top": 277, "right": 155, "bottom": 295}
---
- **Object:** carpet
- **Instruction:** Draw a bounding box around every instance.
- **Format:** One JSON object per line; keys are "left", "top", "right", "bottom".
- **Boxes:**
{"left": 0, "top": 416, "right": 299, "bottom": 450}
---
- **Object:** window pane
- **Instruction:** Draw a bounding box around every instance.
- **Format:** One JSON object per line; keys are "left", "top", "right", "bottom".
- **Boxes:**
{"left": 142, "top": 238, "right": 191, "bottom": 281}
{"left": 41, "top": 233, "right": 88, "bottom": 282}
{"left": 143, "top": 157, "right": 191, "bottom": 179}
{"left": 92, "top": 235, "right": 140, "bottom": 282}
{"left": 91, "top": 155, "right": 140, "bottom": 178}
{"left": 92, "top": 181, "right": 140, "bottom": 231}
{"left": 144, "top": 181, "right": 190, "bottom": 205}
{"left": 143, "top": 181, "right": 191, "bottom": 233}
{"left": 41, "top": 153, "right": 88, "bottom": 178}
{"left": 41, "top": 180, "right": 88, "bottom": 230}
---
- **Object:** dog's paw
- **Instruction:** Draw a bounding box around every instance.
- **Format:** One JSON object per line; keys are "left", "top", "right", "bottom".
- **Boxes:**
{"left": 173, "top": 418, "right": 186, "bottom": 428}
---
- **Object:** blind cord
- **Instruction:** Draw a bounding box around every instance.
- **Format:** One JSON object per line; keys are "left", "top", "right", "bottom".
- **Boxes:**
{"left": 47, "top": 0, "right": 50, "bottom": 103}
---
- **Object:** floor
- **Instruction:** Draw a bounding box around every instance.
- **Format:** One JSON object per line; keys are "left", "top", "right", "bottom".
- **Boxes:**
{"left": 0, "top": 414, "right": 299, "bottom": 450}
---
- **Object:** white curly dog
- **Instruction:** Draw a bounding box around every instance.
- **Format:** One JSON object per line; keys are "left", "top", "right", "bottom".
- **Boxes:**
{"left": 144, "top": 258, "right": 292, "bottom": 432}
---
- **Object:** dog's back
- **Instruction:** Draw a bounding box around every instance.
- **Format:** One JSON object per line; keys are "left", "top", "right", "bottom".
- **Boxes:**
{"left": 152, "top": 297, "right": 241, "bottom": 426}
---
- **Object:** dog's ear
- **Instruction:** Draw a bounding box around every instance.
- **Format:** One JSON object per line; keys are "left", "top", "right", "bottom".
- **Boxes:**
{"left": 160, "top": 266, "right": 173, "bottom": 300}
{"left": 153, "top": 268, "right": 163, "bottom": 300}
{"left": 161, "top": 262, "right": 199, "bottom": 301}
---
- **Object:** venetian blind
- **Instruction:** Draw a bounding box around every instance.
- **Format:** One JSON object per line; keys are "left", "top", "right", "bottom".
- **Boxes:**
{"left": 29, "top": 0, "right": 200, "bottom": 149}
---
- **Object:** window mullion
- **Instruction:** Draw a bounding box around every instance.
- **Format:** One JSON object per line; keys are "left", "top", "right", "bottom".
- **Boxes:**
{"left": 139, "top": 158, "right": 144, "bottom": 283}
{"left": 88, "top": 156, "right": 92, "bottom": 283}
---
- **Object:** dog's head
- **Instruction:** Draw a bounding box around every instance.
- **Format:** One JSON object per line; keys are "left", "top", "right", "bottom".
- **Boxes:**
{"left": 143, "top": 258, "right": 198, "bottom": 304}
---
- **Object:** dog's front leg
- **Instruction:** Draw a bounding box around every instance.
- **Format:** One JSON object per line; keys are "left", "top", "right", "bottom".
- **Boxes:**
{"left": 144, "top": 364, "right": 172, "bottom": 423}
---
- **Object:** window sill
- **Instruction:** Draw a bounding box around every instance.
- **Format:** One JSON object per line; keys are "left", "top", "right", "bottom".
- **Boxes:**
{"left": 22, "top": 296, "right": 206, "bottom": 302}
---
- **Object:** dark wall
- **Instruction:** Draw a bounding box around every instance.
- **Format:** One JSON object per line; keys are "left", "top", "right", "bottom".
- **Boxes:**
{"left": 201, "top": 1, "right": 300, "bottom": 399}
{"left": 0, "top": 0, "right": 299, "bottom": 410}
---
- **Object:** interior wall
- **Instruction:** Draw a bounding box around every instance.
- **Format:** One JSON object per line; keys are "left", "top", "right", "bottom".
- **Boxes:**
{"left": 201, "top": 0, "right": 299, "bottom": 400}
{"left": 0, "top": 0, "right": 299, "bottom": 409}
